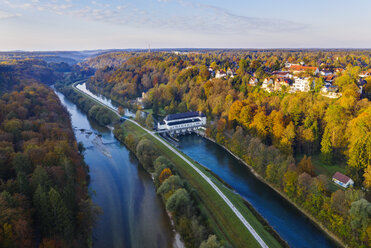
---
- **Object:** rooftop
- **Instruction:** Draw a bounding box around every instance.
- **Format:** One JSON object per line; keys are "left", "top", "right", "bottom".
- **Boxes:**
{"left": 165, "top": 111, "right": 205, "bottom": 121}
{"left": 332, "top": 172, "right": 351, "bottom": 184}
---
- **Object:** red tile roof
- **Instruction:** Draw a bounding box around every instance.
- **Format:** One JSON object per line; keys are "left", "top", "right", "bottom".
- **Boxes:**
{"left": 289, "top": 65, "right": 318, "bottom": 71}
{"left": 332, "top": 172, "right": 351, "bottom": 184}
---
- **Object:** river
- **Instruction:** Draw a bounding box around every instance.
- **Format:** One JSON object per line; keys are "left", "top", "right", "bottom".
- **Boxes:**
{"left": 178, "top": 134, "right": 339, "bottom": 248}
{"left": 54, "top": 89, "right": 175, "bottom": 248}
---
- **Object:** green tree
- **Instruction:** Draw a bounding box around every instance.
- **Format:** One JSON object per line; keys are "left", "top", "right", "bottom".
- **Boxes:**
{"left": 349, "top": 199, "right": 371, "bottom": 233}
{"left": 145, "top": 113, "right": 154, "bottom": 130}
{"left": 199, "top": 235, "right": 222, "bottom": 248}
{"left": 166, "top": 188, "right": 191, "bottom": 216}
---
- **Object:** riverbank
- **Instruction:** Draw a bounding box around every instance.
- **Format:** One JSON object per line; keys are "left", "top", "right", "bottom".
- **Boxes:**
{"left": 202, "top": 135, "right": 346, "bottom": 248}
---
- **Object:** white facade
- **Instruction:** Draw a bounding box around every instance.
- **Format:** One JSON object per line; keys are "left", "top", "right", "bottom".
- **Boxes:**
{"left": 215, "top": 70, "right": 227, "bottom": 79}
{"left": 157, "top": 112, "right": 206, "bottom": 133}
{"left": 290, "top": 77, "right": 312, "bottom": 92}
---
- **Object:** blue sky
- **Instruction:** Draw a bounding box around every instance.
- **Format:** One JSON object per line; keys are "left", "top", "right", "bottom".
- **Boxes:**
{"left": 0, "top": 0, "right": 370, "bottom": 50}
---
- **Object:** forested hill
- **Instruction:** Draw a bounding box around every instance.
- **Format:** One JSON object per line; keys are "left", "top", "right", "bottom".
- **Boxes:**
{"left": 85, "top": 50, "right": 371, "bottom": 247}
{"left": 0, "top": 60, "right": 98, "bottom": 247}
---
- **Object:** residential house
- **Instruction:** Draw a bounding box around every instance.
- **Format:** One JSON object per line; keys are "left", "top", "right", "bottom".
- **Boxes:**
{"left": 272, "top": 71, "right": 292, "bottom": 78}
{"left": 290, "top": 77, "right": 312, "bottom": 92}
{"left": 359, "top": 70, "right": 371, "bottom": 78}
{"left": 332, "top": 172, "right": 354, "bottom": 188}
{"left": 215, "top": 70, "right": 227, "bottom": 79}
{"left": 320, "top": 70, "right": 333, "bottom": 76}
{"left": 274, "top": 78, "right": 291, "bottom": 91}
{"left": 324, "top": 75, "right": 336, "bottom": 84}
{"left": 262, "top": 78, "right": 274, "bottom": 92}
{"left": 289, "top": 65, "right": 319, "bottom": 75}
{"left": 249, "top": 77, "right": 258, "bottom": 86}
{"left": 227, "top": 68, "right": 236, "bottom": 78}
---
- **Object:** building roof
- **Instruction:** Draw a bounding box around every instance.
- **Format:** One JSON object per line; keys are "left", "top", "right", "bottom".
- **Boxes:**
{"left": 165, "top": 111, "right": 205, "bottom": 121}
{"left": 332, "top": 172, "right": 352, "bottom": 184}
{"left": 289, "top": 65, "right": 318, "bottom": 72}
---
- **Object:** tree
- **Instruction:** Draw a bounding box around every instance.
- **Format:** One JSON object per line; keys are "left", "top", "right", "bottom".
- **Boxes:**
{"left": 199, "top": 235, "right": 222, "bottom": 248}
{"left": 166, "top": 188, "right": 191, "bottom": 216}
{"left": 349, "top": 199, "right": 371, "bottom": 233}
{"left": 363, "top": 165, "right": 371, "bottom": 189}
{"left": 159, "top": 168, "right": 172, "bottom": 184}
{"left": 145, "top": 113, "right": 154, "bottom": 130}
{"left": 321, "top": 127, "right": 333, "bottom": 165}
{"left": 297, "top": 155, "right": 315, "bottom": 176}
{"left": 228, "top": 100, "right": 243, "bottom": 122}
{"left": 136, "top": 138, "right": 158, "bottom": 170}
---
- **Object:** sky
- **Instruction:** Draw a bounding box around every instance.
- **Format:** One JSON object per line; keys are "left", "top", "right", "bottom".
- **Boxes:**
{"left": 0, "top": 0, "right": 371, "bottom": 51}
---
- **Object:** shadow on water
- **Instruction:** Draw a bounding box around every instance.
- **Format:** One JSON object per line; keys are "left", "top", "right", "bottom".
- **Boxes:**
{"left": 54, "top": 89, "right": 174, "bottom": 248}
{"left": 178, "top": 134, "right": 340, "bottom": 248}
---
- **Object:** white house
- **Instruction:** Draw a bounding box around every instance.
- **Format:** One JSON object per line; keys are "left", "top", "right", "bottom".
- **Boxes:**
{"left": 290, "top": 77, "right": 313, "bottom": 92}
{"left": 215, "top": 70, "right": 227, "bottom": 79}
{"left": 157, "top": 111, "right": 206, "bottom": 134}
{"left": 332, "top": 172, "right": 354, "bottom": 188}
{"left": 320, "top": 70, "right": 333, "bottom": 76}
{"left": 249, "top": 77, "right": 258, "bottom": 86}
{"left": 272, "top": 71, "right": 292, "bottom": 78}
{"left": 262, "top": 78, "right": 274, "bottom": 92}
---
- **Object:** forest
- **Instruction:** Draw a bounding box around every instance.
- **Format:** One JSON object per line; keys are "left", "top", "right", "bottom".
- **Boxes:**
{"left": 85, "top": 50, "right": 371, "bottom": 247}
{"left": 0, "top": 60, "right": 99, "bottom": 247}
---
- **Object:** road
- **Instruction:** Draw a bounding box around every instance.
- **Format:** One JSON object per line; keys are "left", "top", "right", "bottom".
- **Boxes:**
{"left": 72, "top": 82, "right": 269, "bottom": 248}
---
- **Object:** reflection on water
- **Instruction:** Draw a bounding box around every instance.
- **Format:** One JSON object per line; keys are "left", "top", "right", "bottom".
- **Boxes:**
{"left": 179, "top": 134, "right": 338, "bottom": 248}
{"left": 55, "top": 89, "right": 174, "bottom": 248}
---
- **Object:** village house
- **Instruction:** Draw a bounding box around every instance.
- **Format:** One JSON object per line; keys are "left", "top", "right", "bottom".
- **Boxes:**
{"left": 249, "top": 77, "right": 258, "bottom": 86}
{"left": 324, "top": 75, "right": 336, "bottom": 84}
{"left": 227, "top": 68, "right": 236, "bottom": 78}
{"left": 290, "top": 77, "right": 312, "bottom": 92}
{"left": 289, "top": 65, "right": 319, "bottom": 75}
{"left": 320, "top": 70, "right": 333, "bottom": 76}
{"left": 272, "top": 71, "right": 292, "bottom": 78}
{"left": 215, "top": 70, "right": 227, "bottom": 79}
{"left": 274, "top": 78, "right": 291, "bottom": 91}
{"left": 262, "top": 78, "right": 274, "bottom": 92}
{"left": 359, "top": 70, "right": 371, "bottom": 78}
{"left": 332, "top": 172, "right": 354, "bottom": 188}
{"left": 321, "top": 84, "right": 339, "bottom": 93}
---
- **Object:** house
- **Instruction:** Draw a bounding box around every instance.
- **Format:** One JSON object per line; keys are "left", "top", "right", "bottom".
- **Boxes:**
{"left": 359, "top": 70, "right": 371, "bottom": 78}
{"left": 272, "top": 71, "right": 292, "bottom": 78}
{"left": 332, "top": 172, "right": 354, "bottom": 188}
{"left": 289, "top": 65, "right": 319, "bottom": 75}
{"left": 227, "top": 68, "right": 236, "bottom": 78}
{"left": 249, "top": 77, "right": 258, "bottom": 86}
{"left": 274, "top": 78, "right": 291, "bottom": 91}
{"left": 262, "top": 78, "right": 274, "bottom": 92}
{"left": 320, "top": 70, "right": 333, "bottom": 76}
{"left": 324, "top": 75, "right": 336, "bottom": 83}
{"left": 290, "top": 77, "right": 312, "bottom": 92}
{"left": 157, "top": 111, "right": 207, "bottom": 134}
{"left": 215, "top": 70, "right": 227, "bottom": 79}
{"left": 321, "top": 84, "right": 338, "bottom": 93}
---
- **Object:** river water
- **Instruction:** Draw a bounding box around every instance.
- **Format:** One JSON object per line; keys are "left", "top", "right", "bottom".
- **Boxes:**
{"left": 54, "top": 90, "right": 175, "bottom": 248}
{"left": 178, "top": 134, "right": 339, "bottom": 248}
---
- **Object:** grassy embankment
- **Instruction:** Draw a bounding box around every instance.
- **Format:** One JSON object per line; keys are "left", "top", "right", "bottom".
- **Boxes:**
{"left": 120, "top": 121, "right": 285, "bottom": 248}
{"left": 69, "top": 81, "right": 285, "bottom": 247}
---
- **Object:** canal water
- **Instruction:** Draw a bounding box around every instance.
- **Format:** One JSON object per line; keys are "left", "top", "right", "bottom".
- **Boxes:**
{"left": 54, "top": 89, "right": 175, "bottom": 248}
{"left": 178, "top": 134, "right": 339, "bottom": 248}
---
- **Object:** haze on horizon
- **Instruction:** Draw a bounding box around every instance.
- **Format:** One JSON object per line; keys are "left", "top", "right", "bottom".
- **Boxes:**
{"left": 1, "top": 0, "right": 371, "bottom": 51}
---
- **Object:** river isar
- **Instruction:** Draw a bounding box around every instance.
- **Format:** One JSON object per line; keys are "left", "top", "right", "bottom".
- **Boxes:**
{"left": 54, "top": 89, "right": 175, "bottom": 248}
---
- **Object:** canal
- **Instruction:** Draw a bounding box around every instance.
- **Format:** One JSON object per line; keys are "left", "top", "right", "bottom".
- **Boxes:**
{"left": 54, "top": 89, "right": 175, "bottom": 248}
{"left": 178, "top": 134, "right": 339, "bottom": 248}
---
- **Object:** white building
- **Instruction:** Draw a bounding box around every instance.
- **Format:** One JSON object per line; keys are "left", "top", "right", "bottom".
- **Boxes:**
{"left": 290, "top": 77, "right": 313, "bottom": 92}
{"left": 249, "top": 77, "right": 258, "bottom": 86}
{"left": 262, "top": 78, "right": 274, "bottom": 92}
{"left": 320, "top": 70, "right": 333, "bottom": 76}
{"left": 157, "top": 111, "right": 206, "bottom": 134}
{"left": 332, "top": 172, "right": 354, "bottom": 188}
{"left": 215, "top": 70, "right": 227, "bottom": 79}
